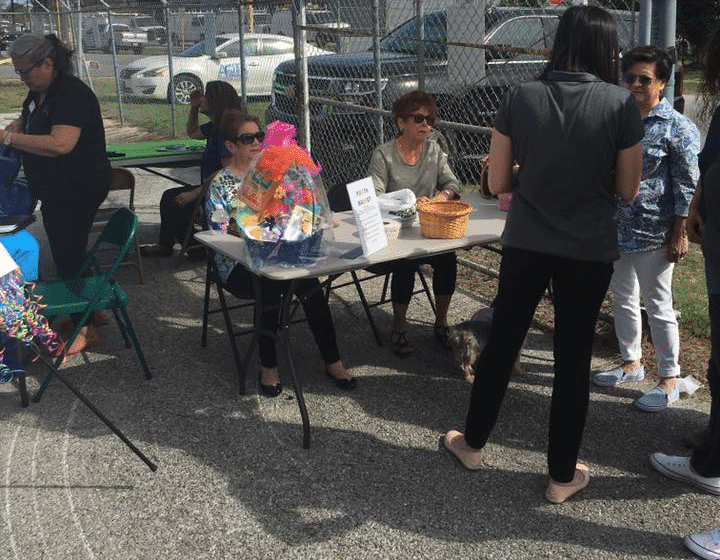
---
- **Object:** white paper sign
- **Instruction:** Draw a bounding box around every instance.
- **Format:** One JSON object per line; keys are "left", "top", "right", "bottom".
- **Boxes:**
{"left": 0, "top": 243, "right": 19, "bottom": 278}
{"left": 346, "top": 177, "right": 388, "bottom": 256}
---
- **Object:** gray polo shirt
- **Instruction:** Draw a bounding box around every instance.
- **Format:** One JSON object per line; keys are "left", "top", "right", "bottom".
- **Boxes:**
{"left": 494, "top": 71, "right": 643, "bottom": 263}
{"left": 369, "top": 138, "right": 460, "bottom": 198}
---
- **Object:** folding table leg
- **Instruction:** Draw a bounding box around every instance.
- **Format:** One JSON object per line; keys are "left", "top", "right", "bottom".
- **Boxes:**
{"left": 279, "top": 280, "right": 311, "bottom": 449}
{"left": 350, "top": 271, "right": 384, "bottom": 346}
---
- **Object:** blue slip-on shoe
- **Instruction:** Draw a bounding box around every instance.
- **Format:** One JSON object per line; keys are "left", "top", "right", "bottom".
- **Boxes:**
{"left": 686, "top": 528, "right": 720, "bottom": 560}
{"left": 635, "top": 385, "right": 680, "bottom": 412}
{"left": 592, "top": 365, "right": 645, "bottom": 387}
{"left": 649, "top": 453, "right": 720, "bottom": 495}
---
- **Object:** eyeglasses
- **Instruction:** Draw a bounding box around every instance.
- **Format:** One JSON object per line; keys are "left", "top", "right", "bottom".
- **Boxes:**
{"left": 622, "top": 73, "right": 654, "bottom": 86}
{"left": 235, "top": 131, "right": 265, "bottom": 145}
{"left": 407, "top": 113, "right": 435, "bottom": 126}
{"left": 15, "top": 61, "right": 42, "bottom": 77}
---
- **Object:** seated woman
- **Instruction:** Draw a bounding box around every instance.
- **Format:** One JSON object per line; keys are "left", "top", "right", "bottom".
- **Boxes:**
{"left": 205, "top": 110, "right": 356, "bottom": 396}
{"left": 142, "top": 81, "right": 243, "bottom": 258}
{"left": 368, "top": 90, "right": 461, "bottom": 356}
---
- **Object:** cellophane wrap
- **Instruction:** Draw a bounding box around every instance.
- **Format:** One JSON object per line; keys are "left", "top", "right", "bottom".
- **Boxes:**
{"left": 232, "top": 121, "right": 335, "bottom": 271}
{"left": 0, "top": 245, "right": 61, "bottom": 381}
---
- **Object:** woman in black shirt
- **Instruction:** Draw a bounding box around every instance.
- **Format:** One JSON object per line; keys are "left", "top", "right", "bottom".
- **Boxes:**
{"left": 2, "top": 34, "right": 112, "bottom": 355}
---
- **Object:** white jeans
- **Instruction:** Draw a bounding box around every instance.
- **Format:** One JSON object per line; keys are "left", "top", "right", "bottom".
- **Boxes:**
{"left": 610, "top": 248, "right": 680, "bottom": 378}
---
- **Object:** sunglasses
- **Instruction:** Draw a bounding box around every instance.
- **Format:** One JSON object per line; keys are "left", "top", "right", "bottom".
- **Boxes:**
{"left": 407, "top": 113, "right": 435, "bottom": 126}
{"left": 622, "top": 73, "right": 654, "bottom": 86}
{"left": 15, "top": 60, "right": 42, "bottom": 77}
{"left": 235, "top": 131, "right": 265, "bottom": 145}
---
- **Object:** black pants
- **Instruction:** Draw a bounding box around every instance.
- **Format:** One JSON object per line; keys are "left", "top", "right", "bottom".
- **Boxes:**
{"left": 158, "top": 185, "right": 197, "bottom": 248}
{"left": 463, "top": 247, "right": 613, "bottom": 483}
{"left": 225, "top": 266, "right": 341, "bottom": 369}
{"left": 41, "top": 190, "right": 107, "bottom": 280}
{"left": 691, "top": 255, "right": 720, "bottom": 476}
{"left": 369, "top": 252, "right": 457, "bottom": 304}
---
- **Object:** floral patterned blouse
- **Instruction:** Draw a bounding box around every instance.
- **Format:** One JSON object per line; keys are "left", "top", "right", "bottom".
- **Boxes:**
{"left": 616, "top": 98, "right": 700, "bottom": 253}
{"left": 205, "top": 167, "right": 244, "bottom": 282}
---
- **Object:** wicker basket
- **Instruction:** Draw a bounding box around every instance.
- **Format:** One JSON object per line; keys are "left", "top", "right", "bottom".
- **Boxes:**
{"left": 416, "top": 200, "right": 472, "bottom": 239}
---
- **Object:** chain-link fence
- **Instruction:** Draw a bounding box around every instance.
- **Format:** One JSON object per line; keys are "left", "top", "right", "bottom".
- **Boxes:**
{"left": 2, "top": 0, "right": 640, "bottom": 188}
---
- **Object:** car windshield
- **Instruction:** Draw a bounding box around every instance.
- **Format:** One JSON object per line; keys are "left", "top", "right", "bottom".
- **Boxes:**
{"left": 178, "top": 37, "right": 231, "bottom": 57}
{"left": 379, "top": 11, "right": 446, "bottom": 58}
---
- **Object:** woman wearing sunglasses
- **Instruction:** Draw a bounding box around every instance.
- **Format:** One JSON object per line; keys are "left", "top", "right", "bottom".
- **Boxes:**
{"left": 592, "top": 46, "right": 701, "bottom": 413}
{"left": 141, "top": 81, "right": 242, "bottom": 258}
{"left": 2, "top": 34, "right": 111, "bottom": 355}
{"left": 368, "top": 90, "right": 461, "bottom": 356}
{"left": 205, "top": 110, "right": 355, "bottom": 397}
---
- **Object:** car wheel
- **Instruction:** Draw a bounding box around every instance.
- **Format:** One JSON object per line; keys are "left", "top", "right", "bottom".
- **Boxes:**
{"left": 170, "top": 74, "right": 202, "bottom": 104}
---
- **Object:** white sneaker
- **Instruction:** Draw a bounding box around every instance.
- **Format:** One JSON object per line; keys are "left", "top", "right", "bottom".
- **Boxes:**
{"left": 686, "top": 528, "right": 720, "bottom": 560}
{"left": 649, "top": 453, "right": 720, "bottom": 495}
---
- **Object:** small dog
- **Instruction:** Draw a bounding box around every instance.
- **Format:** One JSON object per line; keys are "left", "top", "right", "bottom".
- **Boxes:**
{"left": 447, "top": 307, "right": 523, "bottom": 382}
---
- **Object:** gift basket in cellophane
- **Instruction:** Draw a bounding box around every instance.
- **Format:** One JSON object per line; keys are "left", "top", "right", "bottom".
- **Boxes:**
{"left": 230, "top": 121, "right": 335, "bottom": 270}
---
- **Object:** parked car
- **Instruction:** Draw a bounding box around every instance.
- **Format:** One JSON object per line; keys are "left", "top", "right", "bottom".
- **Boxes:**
{"left": 83, "top": 23, "right": 148, "bottom": 54}
{"left": 120, "top": 33, "right": 330, "bottom": 104}
{"left": 266, "top": 6, "right": 684, "bottom": 187}
{"left": 271, "top": 9, "right": 350, "bottom": 48}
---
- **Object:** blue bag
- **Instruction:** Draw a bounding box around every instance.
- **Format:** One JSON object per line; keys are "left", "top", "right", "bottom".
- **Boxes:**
{"left": 0, "top": 146, "right": 35, "bottom": 217}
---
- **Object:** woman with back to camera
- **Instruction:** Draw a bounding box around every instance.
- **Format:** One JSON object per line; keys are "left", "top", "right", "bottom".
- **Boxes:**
{"left": 205, "top": 110, "right": 356, "bottom": 397}
{"left": 2, "top": 34, "right": 112, "bottom": 355}
{"left": 368, "top": 90, "right": 461, "bottom": 356}
{"left": 440, "top": 5, "right": 643, "bottom": 503}
{"left": 141, "top": 80, "right": 242, "bottom": 258}
{"left": 592, "top": 46, "right": 700, "bottom": 412}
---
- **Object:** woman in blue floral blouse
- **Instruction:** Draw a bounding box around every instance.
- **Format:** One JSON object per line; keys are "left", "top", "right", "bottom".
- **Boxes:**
{"left": 593, "top": 46, "right": 700, "bottom": 413}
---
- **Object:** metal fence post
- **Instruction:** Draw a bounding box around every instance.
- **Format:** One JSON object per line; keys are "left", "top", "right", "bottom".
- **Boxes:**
{"left": 415, "top": 0, "right": 424, "bottom": 91}
{"left": 373, "top": 0, "right": 383, "bottom": 145}
{"left": 97, "top": 0, "right": 123, "bottom": 127}
{"left": 238, "top": 1, "right": 247, "bottom": 107}
{"left": 293, "top": 0, "right": 310, "bottom": 150}
{"left": 651, "top": 0, "right": 676, "bottom": 105}
{"left": 161, "top": 0, "right": 176, "bottom": 137}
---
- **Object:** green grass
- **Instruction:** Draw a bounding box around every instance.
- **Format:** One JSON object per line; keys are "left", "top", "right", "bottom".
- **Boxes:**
{"left": 674, "top": 243, "right": 710, "bottom": 338}
{"left": 684, "top": 68, "right": 702, "bottom": 96}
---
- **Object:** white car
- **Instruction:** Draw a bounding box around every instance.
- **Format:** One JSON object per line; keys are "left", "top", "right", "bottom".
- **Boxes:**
{"left": 120, "top": 33, "right": 329, "bottom": 104}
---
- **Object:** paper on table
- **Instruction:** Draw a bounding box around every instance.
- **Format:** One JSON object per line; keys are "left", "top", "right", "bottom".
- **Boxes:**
{"left": 346, "top": 177, "right": 387, "bottom": 257}
{"left": 0, "top": 243, "right": 19, "bottom": 278}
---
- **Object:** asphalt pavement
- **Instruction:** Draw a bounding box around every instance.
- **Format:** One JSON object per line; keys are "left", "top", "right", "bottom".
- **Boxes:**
{"left": 0, "top": 114, "right": 717, "bottom": 560}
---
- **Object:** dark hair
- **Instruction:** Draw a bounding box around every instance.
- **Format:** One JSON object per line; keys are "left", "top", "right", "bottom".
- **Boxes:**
{"left": 204, "top": 81, "right": 243, "bottom": 126}
{"left": 621, "top": 46, "right": 673, "bottom": 83}
{"left": 8, "top": 33, "right": 74, "bottom": 77}
{"left": 391, "top": 90, "right": 437, "bottom": 130}
{"left": 220, "top": 110, "right": 261, "bottom": 142}
{"left": 544, "top": 5, "right": 619, "bottom": 84}
{"left": 699, "top": 24, "right": 720, "bottom": 124}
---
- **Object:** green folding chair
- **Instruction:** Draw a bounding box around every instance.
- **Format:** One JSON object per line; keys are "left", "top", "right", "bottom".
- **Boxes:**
{"left": 32, "top": 208, "right": 151, "bottom": 402}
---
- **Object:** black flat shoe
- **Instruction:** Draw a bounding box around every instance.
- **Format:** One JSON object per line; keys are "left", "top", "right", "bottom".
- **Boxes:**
{"left": 326, "top": 371, "right": 357, "bottom": 390}
{"left": 258, "top": 371, "right": 282, "bottom": 398}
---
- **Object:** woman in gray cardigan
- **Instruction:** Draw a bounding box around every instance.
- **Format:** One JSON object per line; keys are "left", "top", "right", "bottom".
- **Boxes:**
{"left": 368, "top": 90, "right": 461, "bottom": 356}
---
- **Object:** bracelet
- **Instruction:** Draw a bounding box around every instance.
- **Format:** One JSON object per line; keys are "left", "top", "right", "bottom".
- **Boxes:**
{"left": 2, "top": 131, "right": 12, "bottom": 146}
